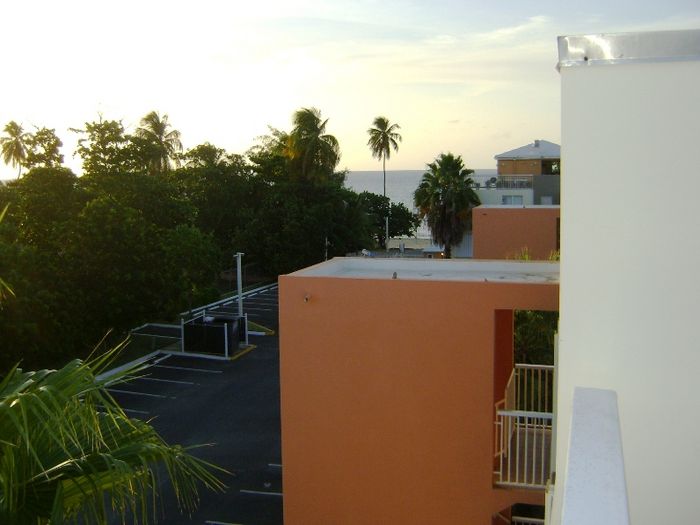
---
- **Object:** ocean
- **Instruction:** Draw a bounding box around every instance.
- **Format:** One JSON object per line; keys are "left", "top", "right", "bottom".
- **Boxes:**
{"left": 344, "top": 169, "right": 497, "bottom": 238}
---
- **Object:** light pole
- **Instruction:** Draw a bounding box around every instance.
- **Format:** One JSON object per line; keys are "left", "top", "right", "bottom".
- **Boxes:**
{"left": 234, "top": 252, "right": 244, "bottom": 318}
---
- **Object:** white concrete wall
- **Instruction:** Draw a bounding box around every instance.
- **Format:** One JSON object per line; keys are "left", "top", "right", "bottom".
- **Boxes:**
{"left": 554, "top": 56, "right": 700, "bottom": 523}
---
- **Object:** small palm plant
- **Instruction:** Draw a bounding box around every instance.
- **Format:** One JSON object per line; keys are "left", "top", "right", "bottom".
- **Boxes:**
{"left": 0, "top": 344, "right": 225, "bottom": 524}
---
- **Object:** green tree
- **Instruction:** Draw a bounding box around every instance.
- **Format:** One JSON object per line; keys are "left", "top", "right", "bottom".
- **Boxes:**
{"left": 367, "top": 116, "right": 401, "bottom": 196}
{"left": 64, "top": 198, "right": 166, "bottom": 336}
{"left": 287, "top": 107, "right": 340, "bottom": 182}
{"left": 134, "top": 111, "right": 183, "bottom": 174}
{"left": 0, "top": 350, "right": 224, "bottom": 524}
{"left": 13, "top": 167, "right": 85, "bottom": 250}
{"left": 367, "top": 116, "right": 401, "bottom": 248}
{"left": 72, "top": 117, "right": 132, "bottom": 175}
{"left": 24, "top": 127, "right": 64, "bottom": 168}
{"left": 0, "top": 121, "right": 29, "bottom": 178}
{"left": 358, "top": 192, "right": 420, "bottom": 248}
{"left": 161, "top": 224, "right": 221, "bottom": 314}
{"left": 180, "top": 142, "right": 245, "bottom": 169}
{"left": 414, "top": 153, "right": 480, "bottom": 258}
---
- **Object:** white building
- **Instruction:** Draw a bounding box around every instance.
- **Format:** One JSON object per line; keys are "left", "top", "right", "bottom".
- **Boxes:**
{"left": 550, "top": 28, "right": 700, "bottom": 525}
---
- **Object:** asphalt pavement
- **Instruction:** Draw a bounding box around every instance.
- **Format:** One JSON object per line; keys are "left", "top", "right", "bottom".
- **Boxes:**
{"left": 108, "top": 285, "right": 282, "bottom": 525}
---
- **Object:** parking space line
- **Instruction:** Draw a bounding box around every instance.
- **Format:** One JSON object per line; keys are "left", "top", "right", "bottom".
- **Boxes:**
{"left": 153, "top": 364, "right": 222, "bottom": 374}
{"left": 135, "top": 377, "right": 196, "bottom": 385}
{"left": 205, "top": 520, "right": 241, "bottom": 525}
{"left": 268, "top": 463, "right": 282, "bottom": 468}
{"left": 122, "top": 407, "right": 150, "bottom": 415}
{"left": 107, "top": 389, "right": 169, "bottom": 399}
{"left": 240, "top": 489, "right": 283, "bottom": 497}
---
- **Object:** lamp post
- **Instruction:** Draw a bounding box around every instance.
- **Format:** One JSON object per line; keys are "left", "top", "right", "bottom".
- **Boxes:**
{"left": 234, "top": 252, "right": 244, "bottom": 318}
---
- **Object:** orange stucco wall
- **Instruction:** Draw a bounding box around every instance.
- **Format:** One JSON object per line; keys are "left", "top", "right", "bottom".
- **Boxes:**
{"left": 473, "top": 207, "right": 560, "bottom": 260}
{"left": 279, "top": 274, "right": 559, "bottom": 524}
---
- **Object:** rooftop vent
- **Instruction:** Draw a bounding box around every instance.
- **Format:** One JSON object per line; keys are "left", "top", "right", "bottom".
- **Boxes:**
{"left": 534, "top": 139, "right": 541, "bottom": 147}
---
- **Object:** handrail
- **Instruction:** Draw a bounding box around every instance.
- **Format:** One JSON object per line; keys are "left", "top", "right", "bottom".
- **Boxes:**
{"left": 515, "top": 363, "right": 554, "bottom": 370}
{"left": 497, "top": 409, "right": 553, "bottom": 419}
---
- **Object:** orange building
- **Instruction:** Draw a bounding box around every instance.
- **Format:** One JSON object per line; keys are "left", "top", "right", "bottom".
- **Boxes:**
{"left": 472, "top": 205, "right": 560, "bottom": 260}
{"left": 279, "top": 258, "right": 559, "bottom": 524}
{"left": 495, "top": 139, "right": 560, "bottom": 176}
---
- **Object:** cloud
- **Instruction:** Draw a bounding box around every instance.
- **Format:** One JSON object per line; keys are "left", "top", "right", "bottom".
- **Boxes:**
{"left": 472, "top": 16, "right": 552, "bottom": 45}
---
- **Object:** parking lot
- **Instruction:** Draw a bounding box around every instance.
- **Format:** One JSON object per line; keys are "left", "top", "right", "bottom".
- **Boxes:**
{"left": 109, "top": 285, "right": 282, "bottom": 524}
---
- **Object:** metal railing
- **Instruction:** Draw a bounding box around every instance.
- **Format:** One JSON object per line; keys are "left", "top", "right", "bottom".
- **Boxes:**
{"left": 510, "top": 364, "right": 554, "bottom": 413}
{"left": 513, "top": 517, "right": 545, "bottom": 525}
{"left": 494, "top": 364, "right": 554, "bottom": 489}
{"left": 472, "top": 175, "right": 534, "bottom": 189}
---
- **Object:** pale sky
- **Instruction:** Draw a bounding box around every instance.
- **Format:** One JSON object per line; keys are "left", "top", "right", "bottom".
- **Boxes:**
{"left": 1, "top": 0, "right": 699, "bottom": 179}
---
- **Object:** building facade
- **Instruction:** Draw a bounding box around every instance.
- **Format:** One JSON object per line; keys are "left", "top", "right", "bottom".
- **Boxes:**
{"left": 280, "top": 258, "right": 558, "bottom": 524}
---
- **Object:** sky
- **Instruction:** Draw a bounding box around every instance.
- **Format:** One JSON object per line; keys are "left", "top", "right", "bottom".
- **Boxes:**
{"left": 1, "top": 0, "right": 699, "bottom": 179}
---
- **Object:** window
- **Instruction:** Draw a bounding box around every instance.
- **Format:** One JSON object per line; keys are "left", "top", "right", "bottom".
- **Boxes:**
{"left": 502, "top": 195, "right": 523, "bottom": 205}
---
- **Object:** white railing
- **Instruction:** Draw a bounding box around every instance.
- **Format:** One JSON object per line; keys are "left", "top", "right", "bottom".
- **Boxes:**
{"left": 494, "top": 409, "right": 552, "bottom": 488}
{"left": 511, "top": 364, "right": 554, "bottom": 413}
{"left": 495, "top": 364, "right": 554, "bottom": 488}
{"left": 513, "top": 518, "right": 545, "bottom": 525}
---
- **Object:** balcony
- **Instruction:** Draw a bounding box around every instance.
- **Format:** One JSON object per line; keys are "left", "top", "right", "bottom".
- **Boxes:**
{"left": 472, "top": 175, "right": 534, "bottom": 189}
{"left": 494, "top": 364, "right": 554, "bottom": 489}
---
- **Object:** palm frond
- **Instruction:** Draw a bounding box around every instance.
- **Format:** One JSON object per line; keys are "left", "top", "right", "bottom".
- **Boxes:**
{"left": 0, "top": 346, "right": 225, "bottom": 523}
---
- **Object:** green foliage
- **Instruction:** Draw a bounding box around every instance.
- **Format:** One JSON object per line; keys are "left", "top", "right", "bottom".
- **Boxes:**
{"left": 253, "top": 108, "right": 341, "bottom": 184}
{"left": 514, "top": 310, "right": 558, "bottom": 365}
{"left": 0, "top": 348, "right": 224, "bottom": 523}
{"left": 237, "top": 182, "right": 371, "bottom": 275}
{"left": 80, "top": 171, "right": 194, "bottom": 230}
{"left": 23, "top": 127, "right": 64, "bottom": 169}
{"left": 0, "top": 107, "right": 414, "bottom": 374}
{"left": 13, "top": 167, "right": 85, "bottom": 249}
{"left": 134, "top": 111, "right": 182, "bottom": 174}
{"left": 359, "top": 191, "right": 420, "bottom": 248}
{"left": 161, "top": 224, "right": 221, "bottom": 314}
{"left": 367, "top": 116, "right": 401, "bottom": 166}
{"left": 0, "top": 121, "right": 29, "bottom": 177}
{"left": 72, "top": 117, "right": 133, "bottom": 175}
{"left": 414, "top": 152, "right": 480, "bottom": 258}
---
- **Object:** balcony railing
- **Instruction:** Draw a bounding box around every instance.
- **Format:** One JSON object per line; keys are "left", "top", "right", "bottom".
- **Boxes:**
{"left": 471, "top": 175, "right": 534, "bottom": 189}
{"left": 494, "top": 364, "right": 554, "bottom": 489}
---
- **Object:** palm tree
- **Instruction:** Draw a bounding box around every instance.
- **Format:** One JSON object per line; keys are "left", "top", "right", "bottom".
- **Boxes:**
{"left": 367, "top": 116, "right": 402, "bottom": 248}
{"left": 287, "top": 107, "right": 340, "bottom": 180}
{"left": 0, "top": 346, "right": 224, "bottom": 523}
{"left": 134, "top": 111, "right": 183, "bottom": 174}
{"left": 0, "top": 121, "right": 28, "bottom": 178}
{"left": 414, "top": 153, "right": 480, "bottom": 258}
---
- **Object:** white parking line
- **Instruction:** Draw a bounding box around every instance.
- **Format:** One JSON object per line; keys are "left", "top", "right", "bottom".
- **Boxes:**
{"left": 204, "top": 520, "right": 240, "bottom": 525}
{"left": 240, "top": 489, "right": 283, "bottom": 497}
{"left": 135, "top": 377, "right": 196, "bottom": 385}
{"left": 153, "top": 364, "right": 222, "bottom": 374}
{"left": 107, "top": 389, "right": 169, "bottom": 399}
{"left": 268, "top": 463, "right": 282, "bottom": 468}
{"left": 122, "top": 407, "right": 150, "bottom": 415}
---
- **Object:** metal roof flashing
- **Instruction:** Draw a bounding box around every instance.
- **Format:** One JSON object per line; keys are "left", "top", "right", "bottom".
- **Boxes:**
{"left": 557, "top": 29, "right": 700, "bottom": 70}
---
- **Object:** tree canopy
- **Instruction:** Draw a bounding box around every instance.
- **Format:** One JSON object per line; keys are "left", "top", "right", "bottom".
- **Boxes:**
{"left": 0, "top": 121, "right": 28, "bottom": 178}
{"left": 414, "top": 153, "right": 480, "bottom": 258}
{"left": 0, "top": 107, "right": 412, "bottom": 372}
{"left": 134, "top": 111, "right": 182, "bottom": 174}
